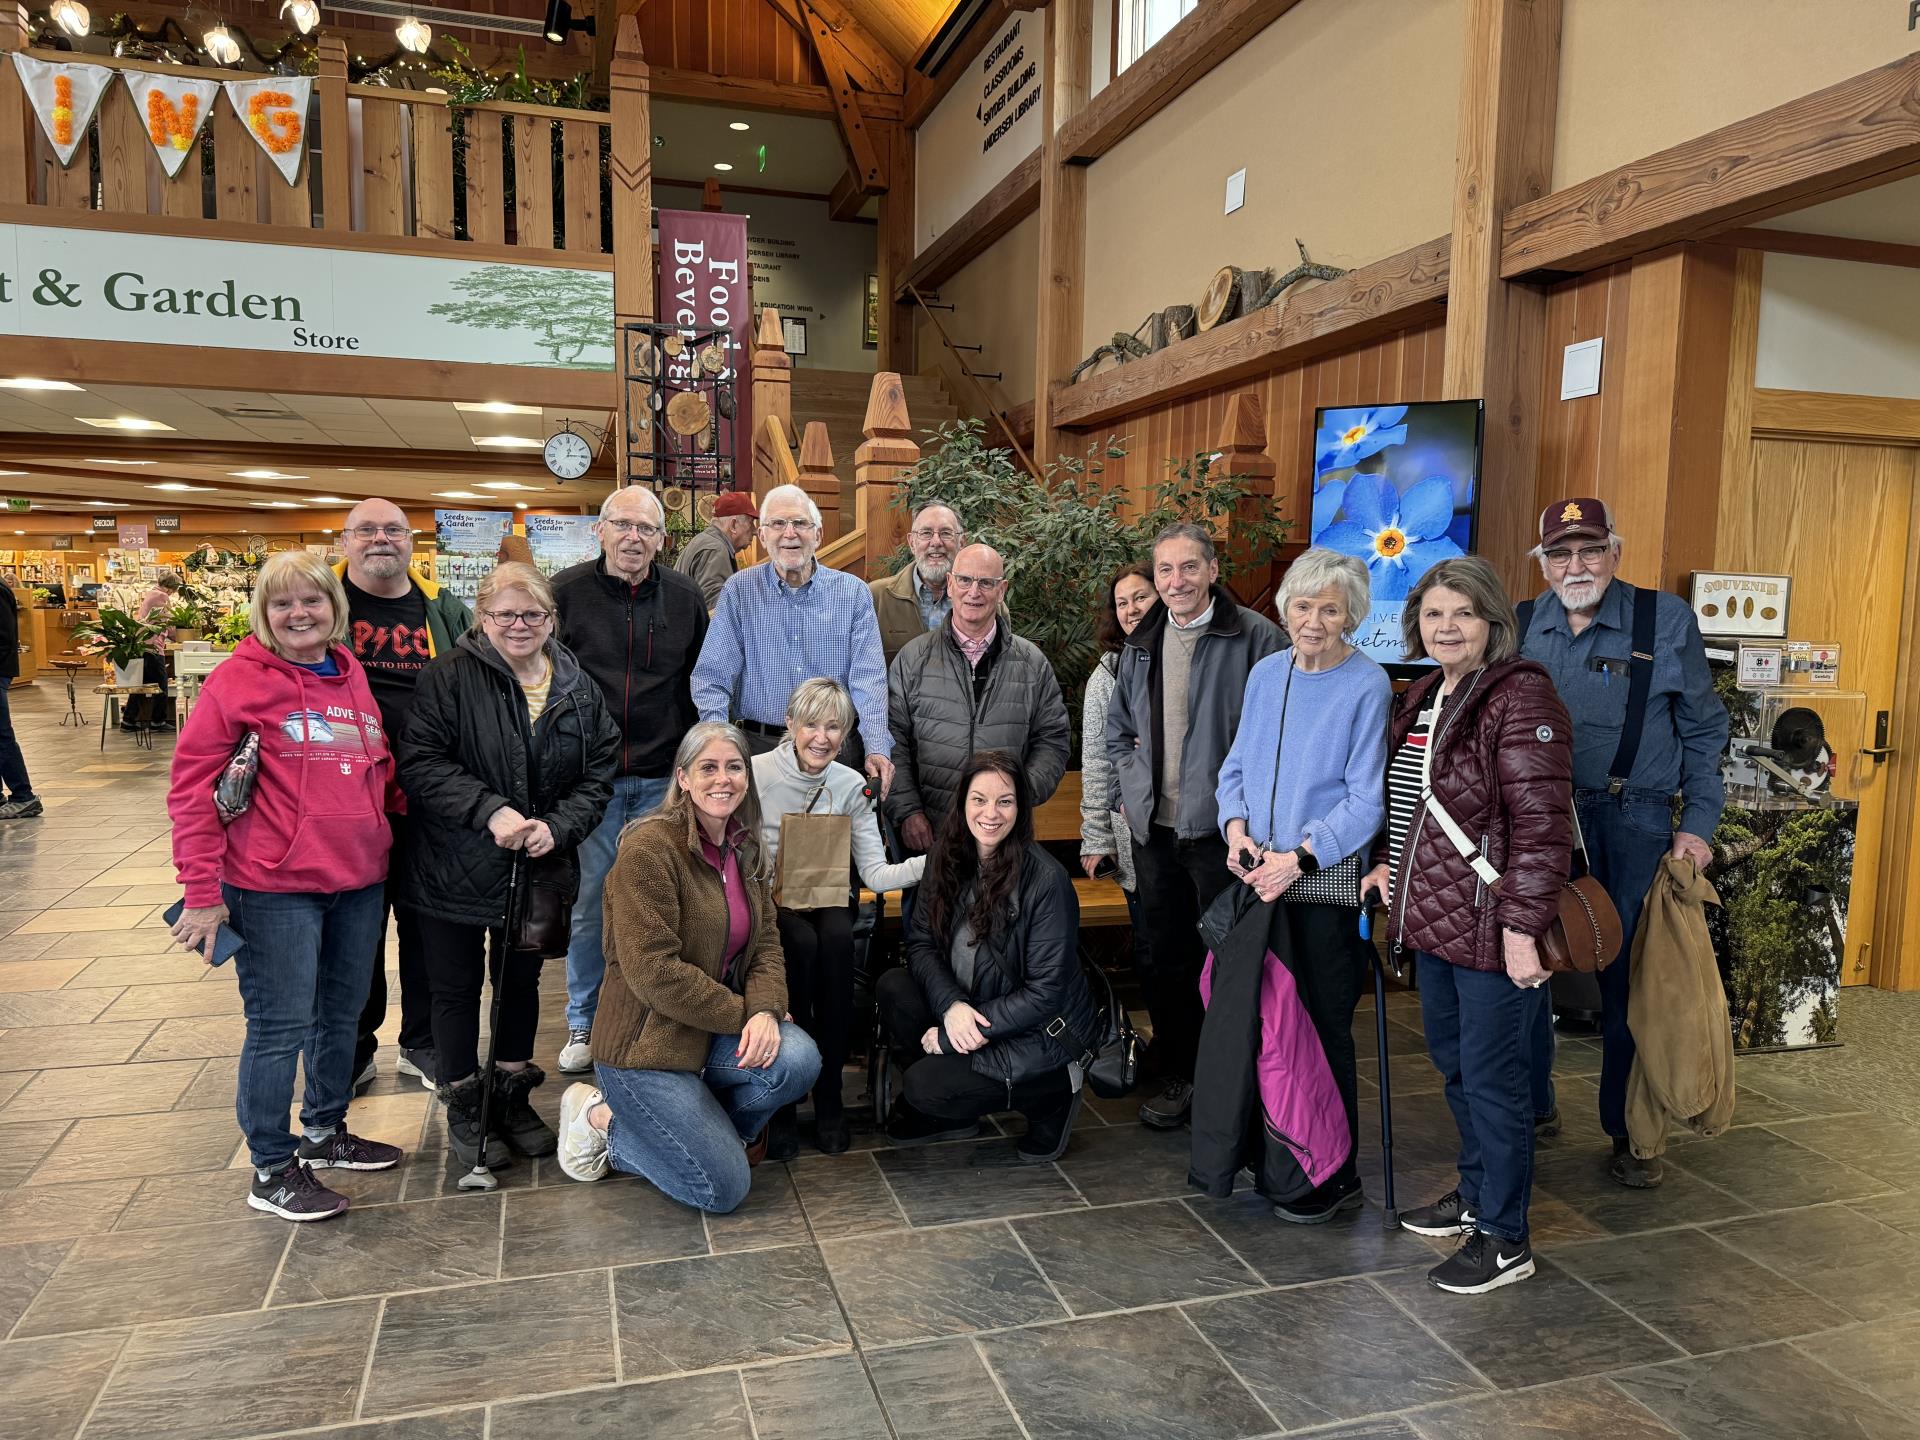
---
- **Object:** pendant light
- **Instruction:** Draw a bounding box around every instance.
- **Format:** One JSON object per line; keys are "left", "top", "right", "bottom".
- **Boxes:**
{"left": 280, "top": 0, "right": 319, "bottom": 35}
{"left": 49, "top": 0, "right": 90, "bottom": 35}
{"left": 395, "top": 12, "right": 431, "bottom": 53}
{"left": 203, "top": 22, "right": 241, "bottom": 63}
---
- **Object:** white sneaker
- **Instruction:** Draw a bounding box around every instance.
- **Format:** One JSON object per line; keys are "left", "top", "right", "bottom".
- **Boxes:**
{"left": 557, "top": 1029, "right": 593, "bottom": 1074}
{"left": 557, "top": 1083, "right": 610, "bottom": 1183}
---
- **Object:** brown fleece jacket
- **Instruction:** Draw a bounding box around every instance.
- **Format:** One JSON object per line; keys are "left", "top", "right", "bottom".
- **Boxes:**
{"left": 590, "top": 809, "right": 787, "bottom": 1073}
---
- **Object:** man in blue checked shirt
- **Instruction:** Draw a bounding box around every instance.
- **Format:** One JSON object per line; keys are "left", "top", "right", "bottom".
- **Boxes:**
{"left": 692, "top": 483, "right": 895, "bottom": 798}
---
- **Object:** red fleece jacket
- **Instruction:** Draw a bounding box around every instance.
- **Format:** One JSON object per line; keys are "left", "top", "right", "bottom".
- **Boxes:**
{"left": 169, "top": 636, "right": 398, "bottom": 907}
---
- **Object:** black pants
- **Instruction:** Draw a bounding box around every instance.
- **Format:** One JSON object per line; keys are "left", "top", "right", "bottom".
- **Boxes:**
{"left": 875, "top": 968, "right": 1070, "bottom": 1122}
{"left": 125, "top": 654, "right": 168, "bottom": 726}
{"left": 1269, "top": 902, "right": 1367, "bottom": 1191}
{"left": 1129, "top": 825, "right": 1235, "bottom": 1082}
{"left": 355, "top": 814, "right": 434, "bottom": 1072}
{"left": 416, "top": 911, "right": 544, "bottom": 1082}
{"left": 778, "top": 904, "right": 854, "bottom": 1117}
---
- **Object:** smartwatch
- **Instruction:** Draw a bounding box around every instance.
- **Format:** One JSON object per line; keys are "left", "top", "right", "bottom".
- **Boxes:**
{"left": 1291, "top": 844, "right": 1320, "bottom": 875}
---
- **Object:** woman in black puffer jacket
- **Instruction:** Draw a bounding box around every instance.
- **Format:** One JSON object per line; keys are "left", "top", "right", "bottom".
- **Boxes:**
{"left": 876, "top": 750, "right": 1096, "bottom": 1164}
{"left": 399, "top": 562, "right": 618, "bottom": 1171}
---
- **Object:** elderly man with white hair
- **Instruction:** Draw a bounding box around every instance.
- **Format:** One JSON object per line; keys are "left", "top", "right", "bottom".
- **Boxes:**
{"left": 1210, "top": 546, "right": 1390, "bottom": 1223}
{"left": 549, "top": 484, "right": 710, "bottom": 1073}
{"left": 692, "top": 483, "right": 894, "bottom": 797}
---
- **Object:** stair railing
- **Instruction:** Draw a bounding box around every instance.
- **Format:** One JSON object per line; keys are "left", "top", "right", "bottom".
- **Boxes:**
{"left": 906, "top": 284, "right": 1039, "bottom": 477}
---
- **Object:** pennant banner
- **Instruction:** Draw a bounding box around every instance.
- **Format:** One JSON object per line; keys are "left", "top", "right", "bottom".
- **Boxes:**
{"left": 222, "top": 76, "right": 310, "bottom": 186}
{"left": 122, "top": 71, "right": 219, "bottom": 178}
{"left": 10, "top": 54, "right": 113, "bottom": 168}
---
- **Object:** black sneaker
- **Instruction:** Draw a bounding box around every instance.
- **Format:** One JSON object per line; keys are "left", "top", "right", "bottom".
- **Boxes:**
{"left": 815, "top": 1110, "right": 852, "bottom": 1156}
{"left": 248, "top": 1160, "right": 350, "bottom": 1221}
{"left": 1534, "top": 1106, "right": 1561, "bottom": 1140}
{"left": 396, "top": 1046, "right": 438, "bottom": 1091}
{"left": 1274, "top": 1174, "right": 1365, "bottom": 1225}
{"left": 0, "top": 796, "right": 43, "bottom": 819}
{"left": 1138, "top": 1078, "right": 1194, "bottom": 1130}
{"left": 1609, "top": 1137, "right": 1664, "bottom": 1188}
{"left": 352, "top": 1058, "right": 377, "bottom": 1097}
{"left": 884, "top": 1102, "right": 982, "bottom": 1148}
{"left": 1400, "top": 1188, "right": 1478, "bottom": 1237}
{"left": 1428, "top": 1229, "right": 1534, "bottom": 1294}
{"left": 1016, "top": 1089, "right": 1083, "bottom": 1164}
{"left": 297, "top": 1129, "right": 403, "bottom": 1171}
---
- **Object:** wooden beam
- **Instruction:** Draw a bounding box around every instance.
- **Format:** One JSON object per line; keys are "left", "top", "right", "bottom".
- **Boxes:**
{"left": 651, "top": 67, "right": 902, "bottom": 121}
{"left": 316, "top": 36, "right": 352, "bottom": 230}
{"left": 1502, "top": 50, "right": 1920, "bottom": 279}
{"left": 904, "top": 0, "right": 1012, "bottom": 130}
{"left": 897, "top": 145, "right": 1040, "bottom": 297}
{"left": 1443, "top": 0, "right": 1559, "bottom": 592}
{"left": 1050, "top": 235, "right": 1451, "bottom": 429}
{"left": 0, "top": 4, "right": 28, "bottom": 208}
{"left": 1716, "top": 226, "right": 1920, "bottom": 271}
{"left": 816, "top": 35, "right": 885, "bottom": 190}
{"left": 765, "top": 0, "right": 905, "bottom": 98}
{"left": 828, "top": 166, "right": 868, "bottom": 221}
{"left": 610, "top": 14, "right": 653, "bottom": 483}
{"left": 0, "top": 434, "right": 603, "bottom": 479}
{"left": 1032, "top": 0, "right": 1091, "bottom": 462}
{"left": 878, "top": 121, "right": 917, "bottom": 371}
{"left": 1056, "top": 0, "right": 1303, "bottom": 164}
{"left": 1751, "top": 388, "right": 1920, "bottom": 444}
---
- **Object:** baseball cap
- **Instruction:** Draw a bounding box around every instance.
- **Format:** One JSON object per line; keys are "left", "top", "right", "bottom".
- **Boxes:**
{"left": 713, "top": 491, "right": 758, "bottom": 519}
{"left": 1538, "top": 497, "right": 1611, "bottom": 550}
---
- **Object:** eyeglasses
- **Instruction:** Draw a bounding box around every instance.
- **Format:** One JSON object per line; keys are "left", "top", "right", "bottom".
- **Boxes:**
{"left": 762, "top": 517, "right": 817, "bottom": 532}
{"left": 1542, "top": 544, "right": 1611, "bottom": 569}
{"left": 951, "top": 573, "right": 1003, "bottom": 593}
{"left": 345, "top": 524, "right": 410, "bottom": 540}
{"left": 483, "top": 608, "right": 551, "bottom": 629}
{"left": 602, "top": 519, "right": 663, "bottom": 539}
{"left": 910, "top": 527, "right": 961, "bottom": 544}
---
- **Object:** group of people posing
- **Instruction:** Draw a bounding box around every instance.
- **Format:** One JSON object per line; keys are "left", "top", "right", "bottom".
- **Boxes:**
{"left": 164, "top": 479, "right": 1726, "bottom": 1300}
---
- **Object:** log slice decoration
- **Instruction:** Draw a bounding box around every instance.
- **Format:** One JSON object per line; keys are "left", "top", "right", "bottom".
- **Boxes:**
{"left": 1196, "top": 265, "right": 1245, "bottom": 331}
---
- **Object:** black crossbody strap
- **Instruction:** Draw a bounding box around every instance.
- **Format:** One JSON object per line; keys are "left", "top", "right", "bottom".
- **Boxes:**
{"left": 1516, "top": 598, "right": 1534, "bottom": 638}
{"left": 1606, "top": 585, "right": 1659, "bottom": 794}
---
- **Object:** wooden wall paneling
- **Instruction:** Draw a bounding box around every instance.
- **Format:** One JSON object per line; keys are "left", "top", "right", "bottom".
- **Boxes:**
{"left": 413, "top": 103, "right": 456, "bottom": 242}
{"left": 155, "top": 147, "right": 202, "bottom": 219}
{"left": 210, "top": 101, "right": 258, "bottom": 223}
{"left": 97, "top": 83, "right": 147, "bottom": 215}
{"left": 1715, "top": 248, "right": 1763, "bottom": 527}
{"left": 1751, "top": 389, "right": 1920, "bottom": 444}
{"left": 611, "top": 15, "right": 653, "bottom": 482}
{"left": 0, "top": 3, "right": 28, "bottom": 206}
{"left": 261, "top": 144, "right": 310, "bottom": 227}
{"left": 877, "top": 121, "right": 915, "bottom": 371}
{"left": 34, "top": 125, "right": 94, "bottom": 209}
{"left": 465, "top": 111, "right": 506, "bottom": 245}
{"left": 316, "top": 35, "right": 350, "bottom": 230}
{"left": 561, "top": 120, "right": 602, "bottom": 253}
{"left": 1662, "top": 244, "right": 1737, "bottom": 584}
{"left": 357, "top": 98, "right": 407, "bottom": 236}
{"left": 514, "top": 115, "right": 556, "bottom": 250}
{"left": 1882, "top": 528, "right": 1920, "bottom": 991}
{"left": 1032, "top": 0, "right": 1091, "bottom": 464}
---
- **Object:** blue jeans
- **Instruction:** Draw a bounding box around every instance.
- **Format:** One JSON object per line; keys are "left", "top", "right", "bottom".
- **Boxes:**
{"left": 224, "top": 883, "right": 385, "bottom": 1172}
{"left": 0, "top": 683, "right": 32, "bottom": 801}
{"left": 1529, "top": 790, "right": 1671, "bottom": 1138}
{"left": 1417, "top": 952, "right": 1546, "bottom": 1245}
{"left": 594, "top": 1023, "right": 821, "bottom": 1213}
{"left": 565, "top": 773, "right": 669, "bottom": 1032}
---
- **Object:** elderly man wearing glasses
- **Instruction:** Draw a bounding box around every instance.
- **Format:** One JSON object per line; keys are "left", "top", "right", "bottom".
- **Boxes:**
{"left": 870, "top": 500, "right": 965, "bottom": 667}
{"left": 549, "top": 485, "right": 711, "bottom": 1074}
{"left": 336, "top": 498, "right": 474, "bottom": 1096}
{"left": 692, "top": 484, "right": 895, "bottom": 798}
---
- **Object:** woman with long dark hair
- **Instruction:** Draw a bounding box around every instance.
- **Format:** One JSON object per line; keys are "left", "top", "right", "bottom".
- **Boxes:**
{"left": 876, "top": 750, "right": 1097, "bottom": 1163}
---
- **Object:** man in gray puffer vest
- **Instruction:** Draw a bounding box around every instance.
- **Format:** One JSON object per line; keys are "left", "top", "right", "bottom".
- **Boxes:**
{"left": 885, "top": 544, "right": 1071, "bottom": 854}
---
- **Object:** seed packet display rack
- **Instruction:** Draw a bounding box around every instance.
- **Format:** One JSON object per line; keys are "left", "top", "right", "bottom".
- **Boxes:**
{"left": 619, "top": 320, "right": 743, "bottom": 553}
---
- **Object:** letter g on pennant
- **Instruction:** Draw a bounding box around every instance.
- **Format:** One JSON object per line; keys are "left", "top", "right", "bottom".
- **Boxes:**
{"left": 222, "top": 75, "right": 312, "bottom": 185}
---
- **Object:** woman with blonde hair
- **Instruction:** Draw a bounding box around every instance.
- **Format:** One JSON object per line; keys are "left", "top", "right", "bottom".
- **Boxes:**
{"left": 399, "top": 561, "right": 618, "bottom": 1172}
{"left": 752, "top": 677, "right": 925, "bottom": 1155}
{"left": 555, "top": 721, "right": 822, "bottom": 1212}
{"left": 168, "top": 550, "right": 403, "bottom": 1221}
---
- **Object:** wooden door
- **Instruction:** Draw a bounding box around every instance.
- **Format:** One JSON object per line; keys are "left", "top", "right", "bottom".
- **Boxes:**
{"left": 1718, "top": 438, "right": 1917, "bottom": 985}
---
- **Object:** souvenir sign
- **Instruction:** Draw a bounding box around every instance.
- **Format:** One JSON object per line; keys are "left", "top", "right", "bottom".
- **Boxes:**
{"left": 1737, "top": 644, "right": 1783, "bottom": 690}
{"left": 1691, "top": 571, "right": 1789, "bottom": 638}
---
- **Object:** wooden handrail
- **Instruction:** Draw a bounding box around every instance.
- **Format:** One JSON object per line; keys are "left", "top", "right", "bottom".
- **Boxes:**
{"left": 346, "top": 85, "right": 610, "bottom": 126}
{"left": 905, "top": 282, "right": 1038, "bottom": 475}
{"left": 818, "top": 526, "right": 867, "bottom": 574}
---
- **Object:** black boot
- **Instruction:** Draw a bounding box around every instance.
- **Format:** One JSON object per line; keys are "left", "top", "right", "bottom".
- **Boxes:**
{"left": 438, "top": 1074, "right": 510, "bottom": 1169}
{"left": 767, "top": 1103, "right": 801, "bottom": 1162}
{"left": 813, "top": 1091, "right": 850, "bottom": 1156}
{"left": 490, "top": 1064, "right": 558, "bottom": 1158}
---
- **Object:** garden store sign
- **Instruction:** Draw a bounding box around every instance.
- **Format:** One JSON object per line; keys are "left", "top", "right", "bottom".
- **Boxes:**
{"left": 0, "top": 222, "right": 614, "bottom": 370}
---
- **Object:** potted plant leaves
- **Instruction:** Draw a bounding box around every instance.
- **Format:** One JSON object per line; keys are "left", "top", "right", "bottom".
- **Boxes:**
{"left": 168, "top": 598, "right": 208, "bottom": 643}
{"left": 71, "top": 606, "right": 162, "bottom": 687}
{"left": 210, "top": 609, "right": 250, "bottom": 651}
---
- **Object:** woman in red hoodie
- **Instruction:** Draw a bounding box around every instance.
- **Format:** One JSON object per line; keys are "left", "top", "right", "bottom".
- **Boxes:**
{"left": 169, "top": 550, "right": 404, "bottom": 1222}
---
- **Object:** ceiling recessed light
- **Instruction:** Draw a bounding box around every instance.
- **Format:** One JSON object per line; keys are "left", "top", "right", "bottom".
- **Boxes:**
{"left": 79, "top": 416, "right": 174, "bottom": 431}
{"left": 471, "top": 438, "right": 544, "bottom": 451}
{"left": 78, "top": 500, "right": 128, "bottom": 508}
{"left": 249, "top": 501, "right": 301, "bottom": 509}
{"left": 0, "top": 470, "right": 27, "bottom": 478}
{"left": 230, "top": 469, "right": 310, "bottom": 481}
{"left": 0, "top": 377, "right": 82, "bottom": 391}
{"left": 148, "top": 482, "right": 218, "bottom": 492}
{"left": 713, "top": 162, "right": 733, "bottom": 172}
{"left": 515, "top": 502, "right": 529, "bottom": 509}
{"left": 12, "top": 529, "right": 23, "bottom": 535}
{"left": 84, "top": 458, "right": 156, "bottom": 466}
{"left": 305, "top": 496, "right": 352, "bottom": 504}
{"left": 475, "top": 480, "right": 536, "bottom": 490}
{"left": 729, "top": 121, "right": 751, "bottom": 131}
{"left": 336, "top": 467, "right": 357, "bottom": 473}
{"left": 433, "top": 490, "right": 483, "bottom": 499}
{"left": 455, "top": 401, "right": 541, "bottom": 416}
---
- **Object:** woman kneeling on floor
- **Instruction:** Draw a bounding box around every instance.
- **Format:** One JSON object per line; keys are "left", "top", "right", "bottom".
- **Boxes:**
{"left": 877, "top": 750, "right": 1095, "bottom": 1163}
{"left": 168, "top": 550, "right": 404, "bottom": 1221}
{"left": 556, "top": 721, "right": 821, "bottom": 1212}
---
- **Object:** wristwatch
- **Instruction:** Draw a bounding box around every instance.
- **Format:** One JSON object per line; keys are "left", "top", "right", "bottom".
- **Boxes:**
{"left": 1291, "top": 844, "right": 1320, "bottom": 875}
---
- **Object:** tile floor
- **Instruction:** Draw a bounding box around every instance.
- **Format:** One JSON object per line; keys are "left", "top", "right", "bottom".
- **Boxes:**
{"left": 3, "top": 683, "right": 1919, "bottom": 1440}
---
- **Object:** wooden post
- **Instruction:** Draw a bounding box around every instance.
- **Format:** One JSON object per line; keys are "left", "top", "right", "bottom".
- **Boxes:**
{"left": 799, "top": 421, "right": 841, "bottom": 541}
{"left": 317, "top": 36, "right": 352, "bottom": 230}
{"left": 856, "top": 372, "right": 919, "bottom": 575}
{"left": 1209, "top": 394, "right": 1278, "bottom": 610}
{"left": 876, "top": 122, "right": 916, "bottom": 373}
{"left": 1031, "top": 0, "right": 1092, "bottom": 465}
{"left": 0, "top": 4, "right": 30, "bottom": 206}
{"left": 750, "top": 306, "right": 792, "bottom": 499}
{"left": 610, "top": 15, "right": 653, "bottom": 484}
{"left": 1442, "top": 0, "right": 1560, "bottom": 592}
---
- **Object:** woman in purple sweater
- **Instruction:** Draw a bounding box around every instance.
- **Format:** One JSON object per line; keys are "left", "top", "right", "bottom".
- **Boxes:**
{"left": 1215, "top": 548, "right": 1390, "bottom": 1223}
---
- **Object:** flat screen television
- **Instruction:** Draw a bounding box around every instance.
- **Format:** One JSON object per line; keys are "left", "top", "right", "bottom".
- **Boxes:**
{"left": 1309, "top": 398, "right": 1484, "bottom": 677}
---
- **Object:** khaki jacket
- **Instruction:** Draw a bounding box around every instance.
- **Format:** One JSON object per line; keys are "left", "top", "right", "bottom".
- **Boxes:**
{"left": 869, "top": 564, "right": 932, "bottom": 669}
{"left": 1626, "top": 854, "right": 1735, "bottom": 1157}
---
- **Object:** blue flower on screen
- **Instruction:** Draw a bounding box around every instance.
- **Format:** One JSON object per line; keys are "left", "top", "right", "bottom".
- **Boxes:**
{"left": 1317, "top": 473, "right": 1464, "bottom": 601}
{"left": 1311, "top": 479, "right": 1346, "bottom": 537}
{"left": 1315, "top": 405, "right": 1408, "bottom": 473}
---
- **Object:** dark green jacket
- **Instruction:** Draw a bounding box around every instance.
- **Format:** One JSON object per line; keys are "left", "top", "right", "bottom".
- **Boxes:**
{"left": 330, "top": 560, "right": 472, "bottom": 658}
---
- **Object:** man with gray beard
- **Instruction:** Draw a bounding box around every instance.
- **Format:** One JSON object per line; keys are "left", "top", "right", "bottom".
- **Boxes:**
{"left": 335, "top": 498, "right": 474, "bottom": 1093}
{"left": 1516, "top": 497, "right": 1727, "bottom": 1190}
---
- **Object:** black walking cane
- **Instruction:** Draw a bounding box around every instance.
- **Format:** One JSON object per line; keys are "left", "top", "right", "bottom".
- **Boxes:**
{"left": 1361, "top": 908, "right": 1398, "bottom": 1231}
{"left": 458, "top": 849, "right": 523, "bottom": 1194}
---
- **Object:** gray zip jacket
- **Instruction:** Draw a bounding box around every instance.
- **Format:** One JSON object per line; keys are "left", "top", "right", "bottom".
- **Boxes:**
{"left": 1106, "top": 585, "right": 1284, "bottom": 843}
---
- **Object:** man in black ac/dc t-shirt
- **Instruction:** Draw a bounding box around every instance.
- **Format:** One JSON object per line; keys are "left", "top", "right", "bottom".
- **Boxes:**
{"left": 335, "top": 498, "right": 473, "bottom": 1095}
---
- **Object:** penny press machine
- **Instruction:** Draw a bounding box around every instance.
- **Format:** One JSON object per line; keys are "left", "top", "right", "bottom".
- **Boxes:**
{"left": 618, "top": 321, "right": 743, "bottom": 555}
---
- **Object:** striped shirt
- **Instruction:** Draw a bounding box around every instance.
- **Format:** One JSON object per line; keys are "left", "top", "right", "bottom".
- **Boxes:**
{"left": 1384, "top": 699, "right": 1442, "bottom": 888}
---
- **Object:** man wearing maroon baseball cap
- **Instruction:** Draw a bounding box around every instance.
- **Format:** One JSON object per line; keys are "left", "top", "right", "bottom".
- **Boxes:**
{"left": 676, "top": 489, "right": 759, "bottom": 611}
{"left": 1515, "top": 494, "right": 1727, "bottom": 1191}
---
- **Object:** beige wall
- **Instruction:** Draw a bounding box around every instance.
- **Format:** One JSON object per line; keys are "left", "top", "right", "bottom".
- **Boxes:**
{"left": 914, "top": 212, "right": 1040, "bottom": 411}
{"left": 1080, "top": 0, "right": 1460, "bottom": 351}
{"left": 1556, "top": 0, "right": 1920, "bottom": 188}
{"left": 1755, "top": 252, "right": 1920, "bottom": 400}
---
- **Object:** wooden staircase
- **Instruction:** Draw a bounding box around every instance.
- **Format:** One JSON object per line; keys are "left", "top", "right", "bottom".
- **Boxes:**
{"left": 789, "top": 368, "right": 960, "bottom": 521}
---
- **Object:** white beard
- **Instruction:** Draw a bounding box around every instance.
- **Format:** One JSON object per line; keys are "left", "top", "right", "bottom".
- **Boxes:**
{"left": 1552, "top": 574, "right": 1608, "bottom": 612}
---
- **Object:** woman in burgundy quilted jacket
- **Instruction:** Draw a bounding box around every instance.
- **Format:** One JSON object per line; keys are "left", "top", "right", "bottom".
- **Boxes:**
{"left": 1360, "top": 555, "right": 1571, "bottom": 1297}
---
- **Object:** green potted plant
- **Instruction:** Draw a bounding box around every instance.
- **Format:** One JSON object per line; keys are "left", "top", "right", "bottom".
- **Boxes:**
{"left": 167, "top": 598, "right": 208, "bottom": 643}
{"left": 71, "top": 606, "right": 161, "bottom": 687}
{"left": 210, "top": 608, "right": 251, "bottom": 651}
